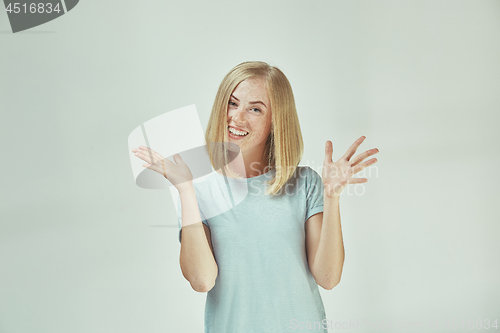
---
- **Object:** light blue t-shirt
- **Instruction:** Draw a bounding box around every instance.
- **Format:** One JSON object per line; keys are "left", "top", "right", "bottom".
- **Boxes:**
{"left": 177, "top": 166, "right": 327, "bottom": 332}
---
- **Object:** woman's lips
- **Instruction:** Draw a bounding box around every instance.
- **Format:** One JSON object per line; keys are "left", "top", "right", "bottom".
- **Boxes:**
{"left": 228, "top": 126, "right": 248, "bottom": 140}
{"left": 229, "top": 125, "right": 248, "bottom": 132}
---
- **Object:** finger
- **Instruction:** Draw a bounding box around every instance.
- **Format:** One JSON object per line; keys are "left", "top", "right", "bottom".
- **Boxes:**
{"left": 142, "top": 162, "right": 162, "bottom": 174}
{"left": 145, "top": 147, "right": 162, "bottom": 165}
{"left": 134, "top": 151, "right": 162, "bottom": 165}
{"left": 134, "top": 151, "right": 154, "bottom": 164}
{"left": 347, "top": 177, "right": 368, "bottom": 184}
{"left": 139, "top": 146, "right": 165, "bottom": 164}
{"left": 173, "top": 153, "right": 186, "bottom": 165}
{"left": 136, "top": 151, "right": 174, "bottom": 173}
{"left": 138, "top": 145, "right": 161, "bottom": 158}
{"left": 341, "top": 136, "right": 365, "bottom": 162}
{"left": 351, "top": 148, "right": 379, "bottom": 166}
{"left": 136, "top": 146, "right": 157, "bottom": 163}
{"left": 352, "top": 158, "right": 377, "bottom": 174}
{"left": 324, "top": 141, "right": 333, "bottom": 164}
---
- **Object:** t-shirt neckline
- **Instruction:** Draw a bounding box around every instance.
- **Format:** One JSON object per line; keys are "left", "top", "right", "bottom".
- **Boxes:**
{"left": 213, "top": 167, "right": 275, "bottom": 182}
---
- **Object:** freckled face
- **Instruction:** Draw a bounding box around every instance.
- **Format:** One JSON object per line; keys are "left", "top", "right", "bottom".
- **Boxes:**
{"left": 226, "top": 77, "right": 272, "bottom": 156}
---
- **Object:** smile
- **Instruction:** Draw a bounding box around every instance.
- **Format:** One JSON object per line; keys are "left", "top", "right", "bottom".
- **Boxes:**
{"left": 228, "top": 126, "right": 249, "bottom": 136}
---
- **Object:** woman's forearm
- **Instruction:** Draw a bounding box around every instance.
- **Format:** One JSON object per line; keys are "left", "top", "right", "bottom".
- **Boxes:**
{"left": 311, "top": 192, "right": 345, "bottom": 289}
{"left": 178, "top": 186, "right": 218, "bottom": 292}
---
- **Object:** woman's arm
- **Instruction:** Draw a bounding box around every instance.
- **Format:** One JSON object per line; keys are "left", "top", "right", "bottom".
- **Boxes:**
{"left": 179, "top": 185, "right": 218, "bottom": 293}
{"left": 305, "top": 194, "right": 344, "bottom": 290}
{"left": 307, "top": 137, "right": 379, "bottom": 289}
{"left": 130, "top": 148, "right": 217, "bottom": 292}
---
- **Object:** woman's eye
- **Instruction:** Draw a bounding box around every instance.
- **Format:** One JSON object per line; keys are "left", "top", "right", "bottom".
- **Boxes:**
{"left": 252, "top": 108, "right": 261, "bottom": 113}
{"left": 229, "top": 101, "right": 237, "bottom": 106}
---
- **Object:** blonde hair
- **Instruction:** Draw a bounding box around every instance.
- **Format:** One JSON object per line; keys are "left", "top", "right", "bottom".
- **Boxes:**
{"left": 205, "top": 61, "right": 304, "bottom": 196}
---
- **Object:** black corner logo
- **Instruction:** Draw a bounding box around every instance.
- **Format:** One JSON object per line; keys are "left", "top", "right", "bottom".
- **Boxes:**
{"left": 3, "top": 0, "right": 79, "bottom": 33}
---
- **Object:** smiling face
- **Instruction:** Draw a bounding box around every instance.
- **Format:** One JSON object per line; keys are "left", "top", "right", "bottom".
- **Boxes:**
{"left": 226, "top": 77, "right": 273, "bottom": 161}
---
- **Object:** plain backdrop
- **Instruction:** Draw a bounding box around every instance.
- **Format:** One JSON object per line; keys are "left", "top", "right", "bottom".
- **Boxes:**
{"left": 1, "top": 1, "right": 499, "bottom": 332}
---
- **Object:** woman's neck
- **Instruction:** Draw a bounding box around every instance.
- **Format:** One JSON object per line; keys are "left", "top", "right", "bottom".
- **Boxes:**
{"left": 218, "top": 151, "right": 270, "bottom": 179}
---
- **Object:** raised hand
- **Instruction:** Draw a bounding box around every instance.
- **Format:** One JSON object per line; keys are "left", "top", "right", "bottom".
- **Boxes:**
{"left": 131, "top": 146, "right": 194, "bottom": 193}
{"left": 322, "top": 136, "right": 379, "bottom": 197}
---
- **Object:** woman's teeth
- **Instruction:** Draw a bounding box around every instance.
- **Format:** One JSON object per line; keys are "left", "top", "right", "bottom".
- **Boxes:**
{"left": 228, "top": 126, "right": 249, "bottom": 136}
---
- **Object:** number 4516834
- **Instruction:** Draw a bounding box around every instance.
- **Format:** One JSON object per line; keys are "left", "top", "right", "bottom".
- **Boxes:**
{"left": 6, "top": 3, "right": 62, "bottom": 14}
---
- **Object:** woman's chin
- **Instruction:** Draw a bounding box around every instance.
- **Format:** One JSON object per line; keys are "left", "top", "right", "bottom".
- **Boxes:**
{"left": 225, "top": 142, "right": 241, "bottom": 154}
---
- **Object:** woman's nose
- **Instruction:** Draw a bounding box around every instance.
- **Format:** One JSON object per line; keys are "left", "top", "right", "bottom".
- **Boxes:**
{"left": 230, "top": 107, "right": 246, "bottom": 123}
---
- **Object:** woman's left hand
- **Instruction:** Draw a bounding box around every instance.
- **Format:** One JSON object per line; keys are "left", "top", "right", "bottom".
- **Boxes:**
{"left": 322, "top": 136, "right": 379, "bottom": 197}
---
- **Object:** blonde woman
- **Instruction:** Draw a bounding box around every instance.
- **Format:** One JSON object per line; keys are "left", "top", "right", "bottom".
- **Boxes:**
{"left": 132, "top": 61, "right": 379, "bottom": 332}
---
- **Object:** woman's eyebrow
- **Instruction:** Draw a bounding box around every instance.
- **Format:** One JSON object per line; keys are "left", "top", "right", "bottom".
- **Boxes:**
{"left": 230, "top": 94, "right": 266, "bottom": 107}
{"left": 249, "top": 101, "right": 266, "bottom": 107}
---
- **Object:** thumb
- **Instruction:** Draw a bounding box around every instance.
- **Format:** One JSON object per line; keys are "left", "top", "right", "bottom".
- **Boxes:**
{"left": 173, "top": 153, "right": 184, "bottom": 165}
{"left": 324, "top": 141, "right": 333, "bottom": 163}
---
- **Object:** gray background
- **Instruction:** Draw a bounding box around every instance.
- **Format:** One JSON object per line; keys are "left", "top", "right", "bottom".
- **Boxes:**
{"left": 1, "top": 1, "right": 499, "bottom": 332}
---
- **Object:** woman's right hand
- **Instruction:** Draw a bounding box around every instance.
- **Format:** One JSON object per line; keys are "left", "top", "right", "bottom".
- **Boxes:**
{"left": 132, "top": 146, "right": 194, "bottom": 193}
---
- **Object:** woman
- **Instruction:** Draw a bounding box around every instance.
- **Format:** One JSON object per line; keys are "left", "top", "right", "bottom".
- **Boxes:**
{"left": 132, "top": 61, "right": 379, "bottom": 332}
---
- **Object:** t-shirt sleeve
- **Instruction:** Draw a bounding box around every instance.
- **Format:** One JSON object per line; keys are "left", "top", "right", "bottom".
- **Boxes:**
{"left": 177, "top": 194, "right": 209, "bottom": 243}
{"left": 305, "top": 166, "right": 324, "bottom": 221}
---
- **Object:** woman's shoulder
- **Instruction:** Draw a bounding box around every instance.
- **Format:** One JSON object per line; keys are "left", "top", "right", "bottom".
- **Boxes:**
{"left": 294, "top": 165, "right": 320, "bottom": 179}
